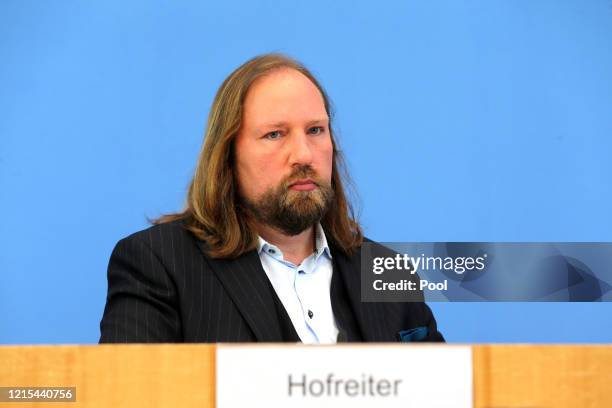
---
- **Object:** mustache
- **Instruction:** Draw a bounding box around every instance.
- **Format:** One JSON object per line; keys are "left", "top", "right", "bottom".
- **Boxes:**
{"left": 282, "top": 165, "right": 320, "bottom": 188}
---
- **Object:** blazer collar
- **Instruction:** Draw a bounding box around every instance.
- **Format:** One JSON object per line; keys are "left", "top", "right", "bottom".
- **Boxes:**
{"left": 197, "top": 243, "right": 284, "bottom": 342}
{"left": 329, "top": 240, "right": 395, "bottom": 342}
{"left": 197, "top": 236, "right": 393, "bottom": 343}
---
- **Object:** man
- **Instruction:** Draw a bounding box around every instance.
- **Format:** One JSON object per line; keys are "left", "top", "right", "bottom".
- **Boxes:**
{"left": 99, "top": 53, "right": 443, "bottom": 343}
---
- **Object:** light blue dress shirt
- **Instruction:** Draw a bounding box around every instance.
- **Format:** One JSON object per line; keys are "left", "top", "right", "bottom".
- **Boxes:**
{"left": 257, "top": 223, "right": 339, "bottom": 344}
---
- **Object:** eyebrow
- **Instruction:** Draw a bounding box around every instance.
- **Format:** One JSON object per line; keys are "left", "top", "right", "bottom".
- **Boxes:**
{"left": 258, "top": 118, "right": 329, "bottom": 130}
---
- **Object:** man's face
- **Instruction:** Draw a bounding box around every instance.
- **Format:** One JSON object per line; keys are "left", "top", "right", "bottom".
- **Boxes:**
{"left": 234, "top": 68, "right": 334, "bottom": 235}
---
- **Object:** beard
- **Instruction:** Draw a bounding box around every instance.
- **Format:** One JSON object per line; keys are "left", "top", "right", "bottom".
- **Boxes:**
{"left": 240, "top": 165, "right": 334, "bottom": 236}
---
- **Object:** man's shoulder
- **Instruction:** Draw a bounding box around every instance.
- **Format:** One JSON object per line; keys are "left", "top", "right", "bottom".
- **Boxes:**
{"left": 329, "top": 236, "right": 395, "bottom": 262}
{"left": 115, "top": 218, "right": 201, "bottom": 254}
{"left": 360, "top": 237, "right": 396, "bottom": 256}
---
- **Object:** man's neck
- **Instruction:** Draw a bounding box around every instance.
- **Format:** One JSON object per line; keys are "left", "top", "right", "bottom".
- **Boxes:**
{"left": 256, "top": 223, "right": 315, "bottom": 265}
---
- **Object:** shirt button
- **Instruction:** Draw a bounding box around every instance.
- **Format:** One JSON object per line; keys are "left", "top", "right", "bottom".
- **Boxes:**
{"left": 268, "top": 248, "right": 275, "bottom": 254}
{"left": 308, "top": 310, "right": 314, "bottom": 319}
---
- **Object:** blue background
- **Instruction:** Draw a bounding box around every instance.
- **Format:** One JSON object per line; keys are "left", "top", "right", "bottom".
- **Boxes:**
{"left": 1, "top": 0, "right": 611, "bottom": 344}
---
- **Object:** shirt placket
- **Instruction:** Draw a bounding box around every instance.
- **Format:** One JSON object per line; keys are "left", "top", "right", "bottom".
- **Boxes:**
{"left": 296, "top": 257, "right": 321, "bottom": 342}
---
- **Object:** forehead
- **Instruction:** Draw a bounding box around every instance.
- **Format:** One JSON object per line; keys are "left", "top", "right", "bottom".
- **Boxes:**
{"left": 242, "top": 68, "right": 328, "bottom": 126}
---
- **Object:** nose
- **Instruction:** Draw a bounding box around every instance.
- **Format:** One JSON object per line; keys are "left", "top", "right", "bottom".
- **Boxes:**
{"left": 287, "top": 131, "right": 314, "bottom": 166}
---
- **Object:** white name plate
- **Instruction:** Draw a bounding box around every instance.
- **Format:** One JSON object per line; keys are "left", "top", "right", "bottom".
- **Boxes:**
{"left": 217, "top": 345, "right": 472, "bottom": 408}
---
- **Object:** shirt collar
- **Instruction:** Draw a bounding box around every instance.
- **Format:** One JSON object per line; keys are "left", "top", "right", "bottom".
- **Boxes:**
{"left": 314, "top": 222, "right": 332, "bottom": 259}
{"left": 257, "top": 223, "right": 332, "bottom": 261}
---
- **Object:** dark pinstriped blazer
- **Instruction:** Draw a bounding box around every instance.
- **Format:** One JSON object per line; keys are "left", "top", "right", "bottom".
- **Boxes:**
{"left": 99, "top": 220, "right": 444, "bottom": 343}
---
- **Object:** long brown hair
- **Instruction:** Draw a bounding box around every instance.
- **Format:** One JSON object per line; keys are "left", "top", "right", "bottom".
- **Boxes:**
{"left": 154, "top": 53, "right": 363, "bottom": 258}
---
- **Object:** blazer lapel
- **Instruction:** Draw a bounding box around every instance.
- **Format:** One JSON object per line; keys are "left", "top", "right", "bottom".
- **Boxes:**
{"left": 197, "top": 244, "right": 284, "bottom": 342}
{"left": 332, "top": 243, "right": 395, "bottom": 342}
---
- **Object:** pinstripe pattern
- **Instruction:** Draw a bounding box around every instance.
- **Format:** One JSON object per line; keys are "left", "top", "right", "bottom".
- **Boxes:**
{"left": 99, "top": 220, "right": 444, "bottom": 343}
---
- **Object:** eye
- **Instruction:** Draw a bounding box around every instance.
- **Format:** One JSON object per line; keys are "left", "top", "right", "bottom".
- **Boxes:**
{"left": 308, "top": 126, "right": 325, "bottom": 135}
{"left": 264, "top": 130, "right": 282, "bottom": 140}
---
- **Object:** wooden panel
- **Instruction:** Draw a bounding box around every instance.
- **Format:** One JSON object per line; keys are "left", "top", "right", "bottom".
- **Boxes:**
{"left": 474, "top": 345, "right": 612, "bottom": 408}
{"left": 0, "top": 344, "right": 215, "bottom": 408}
{"left": 2, "top": 344, "right": 612, "bottom": 407}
